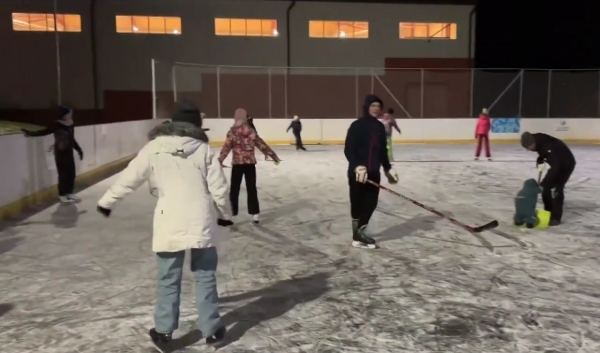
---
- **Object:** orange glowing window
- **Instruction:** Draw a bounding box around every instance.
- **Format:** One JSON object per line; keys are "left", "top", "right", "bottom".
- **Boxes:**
{"left": 116, "top": 15, "right": 181, "bottom": 34}
{"left": 399, "top": 22, "right": 457, "bottom": 39}
{"left": 12, "top": 13, "right": 81, "bottom": 32}
{"left": 309, "top": 21, "right": 369, "bottom": 38}
{"left": 214, "top": 18, "right": 278, "bottom": 37}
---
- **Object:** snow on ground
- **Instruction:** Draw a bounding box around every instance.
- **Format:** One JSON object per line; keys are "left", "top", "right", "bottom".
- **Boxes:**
{"left": 1, "top": 144, "right": 600, "bottom": 352}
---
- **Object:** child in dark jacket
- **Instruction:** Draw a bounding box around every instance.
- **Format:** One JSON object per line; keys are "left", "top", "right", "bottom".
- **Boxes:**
{"left": 514, "top": 178, "right": 541, "bottom": 228}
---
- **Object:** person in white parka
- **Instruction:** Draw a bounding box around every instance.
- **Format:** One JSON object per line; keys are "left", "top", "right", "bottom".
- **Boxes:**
{"left": 96, "top": 100, "right": 232, "bottom": 351}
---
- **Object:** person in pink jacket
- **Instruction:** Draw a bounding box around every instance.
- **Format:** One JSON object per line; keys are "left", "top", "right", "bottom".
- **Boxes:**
{"left": 474, "top": 108, "right": 492, "bottom": 161}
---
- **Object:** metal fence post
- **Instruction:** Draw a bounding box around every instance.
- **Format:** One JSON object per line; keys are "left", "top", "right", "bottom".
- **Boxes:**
{"left": 420, "top": 69, "right": 424, "bottom": 118}
{"left": 53, "top": 0, "right": 62, "bottom": 104}
{"left": 171, "top": 64, "right": 177, "bottom": 102}
{"left": 284, "top": 68, "right": 288, "bottom": 119}
{"left": 151, "top": 58, "right": 156, "bottom": 119}
{"left": 546, "top": 70, "right": 552, "bottom": 118}
{"left": 469, "top": 68, "right": 474, "bottom": 117}
{"left": 217, "top": 66, "right": 221, "bottom": 118}
{"left": 355, "top": 68, "right": 359, "bottom": 117}
{"left": 268, "top": 68, "right": 272, "bottom": 118}
{"left": 597, "top": 69, "right": 600, "bottom": 117}
{"left": 518, "top": 69, "right": 524, "bottom": 118}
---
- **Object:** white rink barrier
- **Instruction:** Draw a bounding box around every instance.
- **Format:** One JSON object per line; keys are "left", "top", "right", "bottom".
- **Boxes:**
{"left": 202, "top": 118, "right": 600, "bottom": 146}
{"left": 0, "top": 119, "right": 165, "bottom": 217}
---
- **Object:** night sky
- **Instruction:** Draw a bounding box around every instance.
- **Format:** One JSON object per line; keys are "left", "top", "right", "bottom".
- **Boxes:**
{"left": 476, "top": 1, "right": 600, "bottom": 69}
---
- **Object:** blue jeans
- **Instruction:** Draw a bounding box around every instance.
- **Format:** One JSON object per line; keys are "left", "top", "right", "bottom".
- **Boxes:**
{"left": 154, "top": 247, "right": 221, "bottom": 337}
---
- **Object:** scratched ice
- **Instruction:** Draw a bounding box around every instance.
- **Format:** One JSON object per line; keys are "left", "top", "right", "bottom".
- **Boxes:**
{"left": 1, "top": 144, "right": 600, "bottom": 352}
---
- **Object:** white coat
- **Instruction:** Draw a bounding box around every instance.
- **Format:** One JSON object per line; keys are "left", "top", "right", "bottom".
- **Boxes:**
{"left": 98, "top": 122, "right": 232, "bottom": 253}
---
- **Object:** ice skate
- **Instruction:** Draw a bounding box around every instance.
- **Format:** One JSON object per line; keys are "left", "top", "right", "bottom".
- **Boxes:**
{"left": 474, "top": 157, "right": 479, "bottom": 161}
{"left": 59, "top": 196, "right": 75, "bottom": 203}
{"left": 148, "top": 328, "right": 172, "bottom": 353}
{"left": 206, "top": 326, "right": 226, "bottom": 345}
{"left": 67, "top": 194, "right": 81, "bottom": 202}
{"left": 351, "top": 220, "right": 377, "bottom": 249}
{"left": 252, "top": 214, "right": 260, "bottom": 225}
{"left": 487, "top": 158, "right": 492, "bottom": 161}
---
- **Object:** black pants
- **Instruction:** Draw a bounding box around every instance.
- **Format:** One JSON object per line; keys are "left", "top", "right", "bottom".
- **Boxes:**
{"left": 349, "top": 175, "right": 380, "bottom": 228}
{"left": 293, "top": 131, "right": 305, "bottom": 150}
{"left": 230, "top": 164, "right": 259, "bottom": 216}
{"left": 542, "top": 164, "right": 574, "bottom": 222}
{"left": 55, "top": 152, "right": 76, "bottom": 196}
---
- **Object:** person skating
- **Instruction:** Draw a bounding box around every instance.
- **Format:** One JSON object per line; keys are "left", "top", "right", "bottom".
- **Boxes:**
{"left": 380, "top": 108, "right": 401, "bottom": 161}
{"left": 247, "top": 114, "right": 257, "bottom": 133}
{"left": 287, "top": 115, "right": 306, "bottom": 151}
{"left": 247, "top": 114, "right": 270, "bottom": 161}
{"left": 219, "top": 108, "right": 281, "bottom": 224}
{"left": 474, "top": 108, "right": 492, "bottom": 161}
{"left": 22, "top": 106, "right": 83, "bottom": 203}
{"left": 344, "top": 95, "right": 399, "bottom": 249}
{"left": 521, "top": 131, "right": 576, "bottom": 226}
{"left": 96, "top": 100, "right": 232, "bottom": 351}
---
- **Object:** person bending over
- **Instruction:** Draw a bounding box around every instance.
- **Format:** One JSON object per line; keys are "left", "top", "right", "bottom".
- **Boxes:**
{"left": 520, "top": 131, "right": 576, "bottom": 226}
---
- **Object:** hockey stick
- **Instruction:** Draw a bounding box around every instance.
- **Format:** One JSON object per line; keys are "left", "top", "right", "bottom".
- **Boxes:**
{"left": 367, "top": 180, "right": 499, "bottom": 233}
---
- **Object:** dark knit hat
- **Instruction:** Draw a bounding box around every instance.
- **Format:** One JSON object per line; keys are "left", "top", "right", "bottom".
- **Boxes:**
{"left": 362, "top": 94, "right": 383, "bottom": 117}
{"left": 58, "top": 105, "right": 72, "bottom": 119}
{"left": 172, "top": 100, "right": 202, "bottom": 127}
{"left": 521, "top": 132, "right": 535, "bottom": 148}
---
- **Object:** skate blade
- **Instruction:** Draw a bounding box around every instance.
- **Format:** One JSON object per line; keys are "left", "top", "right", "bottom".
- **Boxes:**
{"left": 351, "top": 241, "right": 378, "bottom": 249}
{"left": 150, "top": 342, "right": 168, "bottom": 353}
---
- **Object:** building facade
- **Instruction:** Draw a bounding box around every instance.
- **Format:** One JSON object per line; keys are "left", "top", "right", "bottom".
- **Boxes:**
{"left": 0, "top": 0, "right": 476, "bottom": 123}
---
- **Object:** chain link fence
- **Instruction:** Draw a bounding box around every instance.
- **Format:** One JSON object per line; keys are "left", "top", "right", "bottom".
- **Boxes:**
{"left": 152, "top": 61, "right": 600, "bottom": 119}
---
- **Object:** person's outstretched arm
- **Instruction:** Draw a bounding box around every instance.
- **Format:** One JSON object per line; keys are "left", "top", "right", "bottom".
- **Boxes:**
{"left": 98, "top": 147, "right": 151, "bottom": 209}
{"left": 206, "top": 146, "right": 232, "bottom": 219}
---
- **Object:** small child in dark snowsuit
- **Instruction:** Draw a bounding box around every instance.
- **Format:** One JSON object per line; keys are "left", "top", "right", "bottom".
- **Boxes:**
{"left": 514, "top": 178, "right": 541, "bottom": 228}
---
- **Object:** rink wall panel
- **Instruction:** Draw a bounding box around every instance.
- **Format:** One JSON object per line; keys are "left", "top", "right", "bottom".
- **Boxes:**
{"left": 0, "top": 119, "right": 165, "bottom": 221}
{"left": 203, "top": 118, "right": 600, "bottom": 145}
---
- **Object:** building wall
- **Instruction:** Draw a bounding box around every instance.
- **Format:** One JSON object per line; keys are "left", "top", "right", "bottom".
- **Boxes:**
{"left": 0, "top": 0, "right": 474, "bottom": 121}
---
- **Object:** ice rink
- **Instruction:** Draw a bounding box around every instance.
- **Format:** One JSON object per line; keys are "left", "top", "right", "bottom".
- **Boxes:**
{"left": 1, "top": 144, "right": 600, "bottom": 353}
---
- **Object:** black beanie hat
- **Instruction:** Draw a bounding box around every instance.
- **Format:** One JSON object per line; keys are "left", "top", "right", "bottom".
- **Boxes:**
{"left": 521, "top": 132, "right": 535, "bottom": 148}
{"left": 362, "top": 94, "right": 383, "bottom": 117}
{"left": 172, "top": 100, "right": 202, "bottom": 127}
{"left": 58, "top": 105, "right": 72, "bottom": 119}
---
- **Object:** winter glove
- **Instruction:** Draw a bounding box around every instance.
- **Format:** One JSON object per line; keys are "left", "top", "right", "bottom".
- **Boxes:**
{"left": 77, "top": 149, "right": 84, "bottom": 161}
{"left": 22, "top": 129, "right": 31, "bottom": 137}
{"left": 97, "top": 205, "right": 111, "bottom": 218}
{"left": 537, "top": 163, "right": 546, "bottom": 172}
{"left": 526, "top": 223, "right": 534, "bottom": 229}
{"left": 217, "top": 219, "right": 234, "bottom": 227}
{"left": 385, "top": 169, "right": 399, "bottom": 184}
{"left": 536, "top": 157, "right": 544, "bottom": 167}
{"left": 354, "top": 166, "right": 368, "bottom": 183}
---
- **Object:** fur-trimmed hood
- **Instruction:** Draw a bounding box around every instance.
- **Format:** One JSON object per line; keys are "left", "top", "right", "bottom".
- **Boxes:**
{"left": 149, "top": 121, "right": 209, "bottom": 142}
{"left": 147, "top": 121, "right": 209, "bottom": 157}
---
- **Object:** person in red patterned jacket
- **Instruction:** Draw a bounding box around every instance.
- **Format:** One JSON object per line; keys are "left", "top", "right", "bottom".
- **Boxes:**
{"left": 218, "top": 108, "right": 281, "bottom": 224}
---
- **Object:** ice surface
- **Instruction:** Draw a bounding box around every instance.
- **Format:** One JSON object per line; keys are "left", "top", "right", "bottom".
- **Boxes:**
{"left": 1, "top": 144, "right": 600, "bottom": 352}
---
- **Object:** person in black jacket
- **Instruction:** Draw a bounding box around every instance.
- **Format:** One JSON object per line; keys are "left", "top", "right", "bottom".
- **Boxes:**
{"left": 344, "top": 94, "right": 399, "bottom": 249}
{"left": 22, "top": 106, "right": 83, "bottom": 203}
{"left": 247, "top": 114, "right": 257, "bottom": 133}
{"left": 287, "top": 115, "right": 306, "bottom": 151}
{"left": 521, "top": 132, "right": 576, "bottom": 226}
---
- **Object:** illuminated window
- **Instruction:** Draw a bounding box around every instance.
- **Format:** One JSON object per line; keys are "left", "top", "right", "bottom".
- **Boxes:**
{"left": 214, "top": 18, "right": 278, "bottom": 37}
{"left": 309, "top": 21, "right": 369, "bottom": 38}
{"left": 116, "top": 16, "right": 181, "bottom": 34}
{"left": 399, "top": 22, "right": 457, "bottom": 39}
{"left": 12, "top": 13, "right": 81, "bottom": 32}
